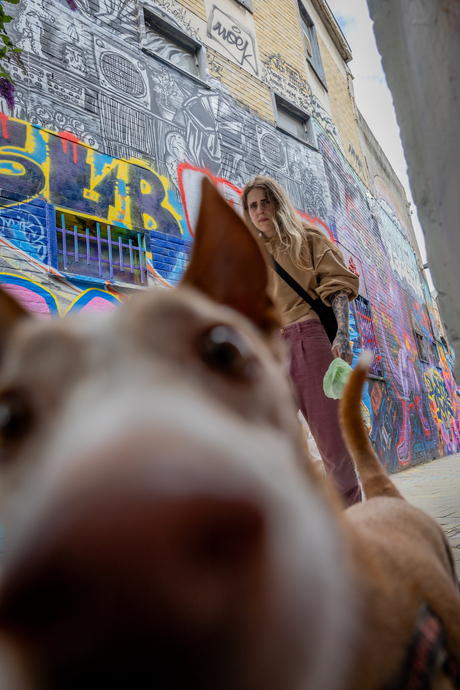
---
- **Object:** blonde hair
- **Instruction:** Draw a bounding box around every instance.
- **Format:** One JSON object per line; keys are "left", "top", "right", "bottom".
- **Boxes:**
{"left": 241, "top": 175, "right": 312, "bottom": 268}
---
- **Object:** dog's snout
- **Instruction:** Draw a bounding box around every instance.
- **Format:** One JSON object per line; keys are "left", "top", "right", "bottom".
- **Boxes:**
{"left": 0, "top": 494, "right": 269, "bottom": 688}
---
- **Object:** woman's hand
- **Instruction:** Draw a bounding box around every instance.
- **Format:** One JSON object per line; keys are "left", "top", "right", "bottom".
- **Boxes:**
{"left": 331, "top": 291, "right": 353, "bottom": 364}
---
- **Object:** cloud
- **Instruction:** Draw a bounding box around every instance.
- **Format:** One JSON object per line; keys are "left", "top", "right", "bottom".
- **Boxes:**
{"left": 332, "top": 11, "right": 357, "bottom": 33}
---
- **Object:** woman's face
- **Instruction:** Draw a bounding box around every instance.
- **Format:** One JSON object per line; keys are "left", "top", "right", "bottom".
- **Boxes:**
{"left": 246, "top": 187, "right": 277, "bottom": 238}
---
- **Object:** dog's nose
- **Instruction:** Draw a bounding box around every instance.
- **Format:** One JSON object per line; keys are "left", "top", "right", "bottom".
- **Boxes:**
{"left": 0, "top": 494, "right": 267, "bottom": 689}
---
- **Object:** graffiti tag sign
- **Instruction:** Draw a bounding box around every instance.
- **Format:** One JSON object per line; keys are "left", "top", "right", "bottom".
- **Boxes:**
{"left": 424, "top": 368, "right": 455, "bottom": 428}
{"left": 208, "top": 7, "right": 258, "bottom": 76}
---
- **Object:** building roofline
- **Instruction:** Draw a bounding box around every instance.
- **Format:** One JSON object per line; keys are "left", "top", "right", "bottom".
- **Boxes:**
{"left": 309, "top": 0, "right": 353, "bottom": 62}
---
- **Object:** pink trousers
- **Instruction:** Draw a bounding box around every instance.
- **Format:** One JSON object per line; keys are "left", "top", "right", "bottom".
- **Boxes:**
{"left": 279, "top": 320, "right": 362, "bottom": 508}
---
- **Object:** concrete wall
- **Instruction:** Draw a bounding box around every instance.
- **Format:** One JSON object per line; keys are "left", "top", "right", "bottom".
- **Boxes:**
{"left": 367, "top": 0, "right": 460, "bottom": 384}
{"left": 0, "top": 0, "right": 458, "bottom": 471}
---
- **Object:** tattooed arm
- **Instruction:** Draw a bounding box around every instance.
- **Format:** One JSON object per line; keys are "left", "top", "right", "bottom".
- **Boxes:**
{"left": 330, "top": 290, "right": 353, "bottom": 364}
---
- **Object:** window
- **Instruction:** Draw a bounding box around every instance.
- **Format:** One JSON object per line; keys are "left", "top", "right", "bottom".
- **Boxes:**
{"left": 414, "top": 331, "right": 428, "bottom": 363}
{"left": 430, "top": 340, "right": 441, "bottom": 368}
{"left": 141, "top": 6, "right": 205, "bottom": 81}
{"left": 298, "top": 2, "right": 326, "bottom": 87}
{"left": 354, "top": 295, "right": 383, "bottom": 377}
{"left": 273, "top": 94, "right": 314, "bottom": 146}
{"left": 234, "top": 0, "right": 253, "bottom": 10}
{"left": 441, "top": 337, "right": 450, "bottom": 357}
{"left": 55, "top": 212, "right": 147, "bottom": 286}
{"left": 278, "top": 107, "right": 307, "bottom": 142}
{"left": 145, "top": 24, "right": 198, "bottom": 75}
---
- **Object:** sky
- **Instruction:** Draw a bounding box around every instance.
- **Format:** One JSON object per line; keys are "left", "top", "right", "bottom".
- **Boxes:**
{"left": 324, "top": 0, "right": 431, "bottom": 274}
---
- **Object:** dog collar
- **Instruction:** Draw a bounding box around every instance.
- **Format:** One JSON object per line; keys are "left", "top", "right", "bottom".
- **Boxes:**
{"left": 385, "top": 603, "right": 460, "bottom": 690}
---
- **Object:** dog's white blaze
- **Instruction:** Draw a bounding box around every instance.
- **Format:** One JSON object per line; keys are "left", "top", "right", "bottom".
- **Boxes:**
{"left": 4, "top": 373, "right": 358, "bottom": 690}
{"left": 0, "top": 307, "right": 359, "bottom": 690}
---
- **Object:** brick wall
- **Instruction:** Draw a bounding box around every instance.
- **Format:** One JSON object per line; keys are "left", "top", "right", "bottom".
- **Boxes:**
{"left": 253, "top": 0, "right": 305, "bottom": 70}
{"left": 207, "top": 48, "right": 274, "bottom": 122}
{"left": 316, "top": 32, "right": 369, "bottom": 185}
{"left": 0, "top": 0, "right": 456, "bottom": 471}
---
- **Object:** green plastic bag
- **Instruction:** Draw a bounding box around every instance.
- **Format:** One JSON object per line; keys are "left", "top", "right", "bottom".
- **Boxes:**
{"left": 323, "top": 358, "right": 353, "bottom": 400}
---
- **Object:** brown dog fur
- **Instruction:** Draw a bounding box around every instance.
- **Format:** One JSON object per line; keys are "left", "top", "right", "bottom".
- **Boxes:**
{"left": 340, "top": 359, "right": 460, "bottom": 689}
{"left": 0, "top": 179, "right": 457, "bottom": 689}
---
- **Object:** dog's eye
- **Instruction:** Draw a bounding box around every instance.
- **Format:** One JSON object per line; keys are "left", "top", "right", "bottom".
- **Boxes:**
{"left": 197, "top": 326, "right": 258, "bottom": 380}
{"left": 0, "top": 391, "right": 33, "bottom": 452}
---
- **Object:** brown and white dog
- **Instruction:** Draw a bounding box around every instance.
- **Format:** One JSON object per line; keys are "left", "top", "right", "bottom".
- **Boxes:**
{"left": 0, "top": 179, "right": 458, "bottom": 690}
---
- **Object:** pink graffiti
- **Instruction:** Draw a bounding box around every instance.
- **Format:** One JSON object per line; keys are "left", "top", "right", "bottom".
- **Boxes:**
{"left": 2, "top": 285, "right": 52, "bottom": 319}
{"left": 78, "top": 296, "right": 119, "bottom": 315}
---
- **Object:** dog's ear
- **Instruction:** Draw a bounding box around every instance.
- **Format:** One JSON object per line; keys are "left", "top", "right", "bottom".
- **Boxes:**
{"left": 181, "top": 178, "right": 281, "bottom": 334}
{"left": 0, "top": 286, "right": 29, "bottom": 356}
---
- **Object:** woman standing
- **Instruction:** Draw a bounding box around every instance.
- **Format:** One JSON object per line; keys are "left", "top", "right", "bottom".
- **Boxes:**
{"left": 242, "top": 176, "right": 362, "bottom": 507}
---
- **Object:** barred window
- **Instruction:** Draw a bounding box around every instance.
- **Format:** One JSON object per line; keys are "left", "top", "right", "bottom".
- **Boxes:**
{"left": 55, "top": 211, "right": 147, "bottom": 286}
{"left": 354, "top": 295, "right": 383, "bottom": 377}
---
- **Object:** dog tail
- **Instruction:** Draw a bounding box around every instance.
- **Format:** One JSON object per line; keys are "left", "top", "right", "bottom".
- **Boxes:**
{"left": 339, "top": 352, "right": 403, "bottom": 501}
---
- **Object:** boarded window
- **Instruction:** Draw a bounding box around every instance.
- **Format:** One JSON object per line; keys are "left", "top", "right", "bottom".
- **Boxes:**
{"left": 274, "top": 94, "right": 312, "bottom": 145}
{"left": 277, "top": 106, "right": 308, "bottom": 142}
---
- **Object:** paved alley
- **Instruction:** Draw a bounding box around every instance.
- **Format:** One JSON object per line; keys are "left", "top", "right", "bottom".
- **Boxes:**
{"left": 391, "top": 453, "right": 460, "bottom": 576}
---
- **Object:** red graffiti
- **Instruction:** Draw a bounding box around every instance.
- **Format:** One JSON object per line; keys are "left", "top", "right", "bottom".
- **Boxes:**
{"left": 298, "top": 210, "right": 336, "bottom": 244}
{"left": 348, "top": 256, "right": 360, "bottom": 276}
{"left": 178, "top": 162, "right": 242, "bottom": 237}
{"left": 58, "top": 130, "right": 80, "bottom": 165}
{"left": 178, "top": 162, "right": 336, "bottom": 244}
{"left": 370, "top": 382, "right": 384, "bottom": 416}
{"left": 0, "top": 112, "right": 9, "bottom": 139}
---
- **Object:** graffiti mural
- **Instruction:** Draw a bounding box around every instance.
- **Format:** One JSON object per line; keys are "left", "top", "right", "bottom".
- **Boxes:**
{"left": 0, "top": 0, "right": 457, "bottom": 471}
{"left": 0, "top": 273, "right": 61, "bottom": 318}
{"left": 317, "top": 128, "right": 460, "bottom": 471}
{"left": 0, "top": 270, "right": 124, "bottom": 318}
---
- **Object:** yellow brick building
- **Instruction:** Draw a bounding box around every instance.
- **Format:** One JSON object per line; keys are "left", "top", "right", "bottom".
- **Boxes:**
{"left": 170, "top": 0, "right": 368, "bottom": 182}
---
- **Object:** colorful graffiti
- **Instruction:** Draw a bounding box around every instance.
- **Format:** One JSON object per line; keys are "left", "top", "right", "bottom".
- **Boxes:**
{"left": 0, "top": 116, "right": 186, "bottom": 238}
{"left": 424, "top": 368, "right": 457, "bottom": 429}
{"left": 317, "top": 130, "right": 460, "bottom": 471}
{"left": 0, "top": 0, "right": 457, "bottom": 472}
{"left": 0, "top": 98, "right": 459, "bottom": 470}
{"left": 0, "top": 273, "right": 123, "bottom": 318}
{"left": 0, "top": 273, "right": 61, "bottom": 318}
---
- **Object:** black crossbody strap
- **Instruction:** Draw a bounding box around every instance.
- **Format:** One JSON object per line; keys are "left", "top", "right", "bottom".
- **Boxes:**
{"left": 270, "top": 257, "right": 320, "bottom": 316}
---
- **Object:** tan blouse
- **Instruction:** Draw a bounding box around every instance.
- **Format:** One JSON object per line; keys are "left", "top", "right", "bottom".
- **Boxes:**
{"left": 263, "top": 226, "right": 359, "bottom": 325}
